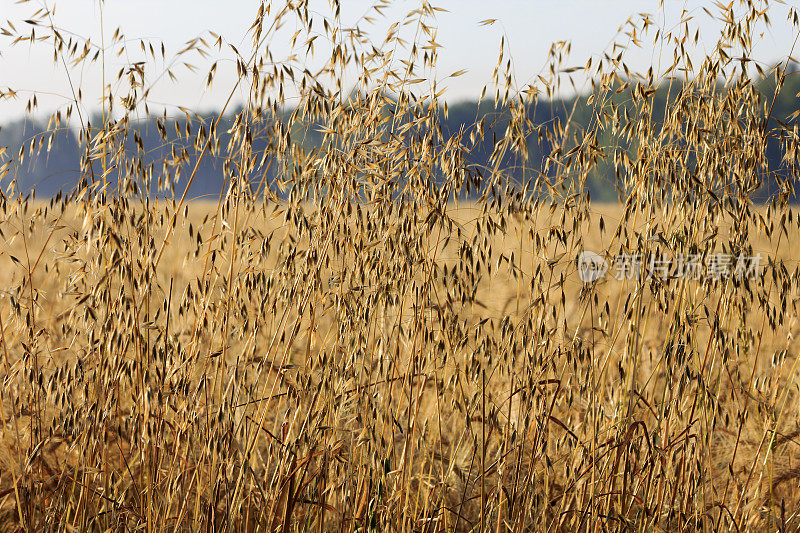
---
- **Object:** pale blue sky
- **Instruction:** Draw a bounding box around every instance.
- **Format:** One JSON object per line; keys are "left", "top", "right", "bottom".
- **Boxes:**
{"left": 0, "top": 0, "right": 796, "bottom": 121}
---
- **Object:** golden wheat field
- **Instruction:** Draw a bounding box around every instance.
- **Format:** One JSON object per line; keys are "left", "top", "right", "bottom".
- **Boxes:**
{"left": 0, "top": 199, "right": 799, "bottom": 531}
{"left": 2, "top": 0, "right": 800, "bottom": 530}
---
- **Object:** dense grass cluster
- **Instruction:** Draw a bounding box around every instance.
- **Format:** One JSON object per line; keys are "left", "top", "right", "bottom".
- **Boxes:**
{"left": 1, "top": 0, "right": 800, "bottom": 530}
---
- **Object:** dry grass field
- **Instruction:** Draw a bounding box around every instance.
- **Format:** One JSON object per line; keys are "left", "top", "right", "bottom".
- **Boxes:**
{"left": 1, "top": 0, "right": 800, "bottom": 530}
{"left": 0, "top": 199, "right": 798, "bottom": 531}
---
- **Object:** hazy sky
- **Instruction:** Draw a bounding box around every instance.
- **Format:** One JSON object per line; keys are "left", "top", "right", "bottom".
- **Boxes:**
{"left": 0, "top": 0, "right": 797, "bottom": 122}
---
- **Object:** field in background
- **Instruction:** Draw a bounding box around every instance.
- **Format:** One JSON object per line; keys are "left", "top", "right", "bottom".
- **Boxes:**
{"left": 0, "top": 199, "right": 799, "bottom": 530}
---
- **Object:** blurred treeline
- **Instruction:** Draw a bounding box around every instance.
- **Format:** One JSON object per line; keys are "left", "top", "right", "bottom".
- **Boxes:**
{"left": 1, "top": 69, "right": 798, "bottom": 201}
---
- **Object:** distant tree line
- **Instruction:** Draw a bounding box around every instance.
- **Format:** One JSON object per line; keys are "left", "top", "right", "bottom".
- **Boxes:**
{"left": 1, "top": 69, "right": 798, "bottom": 202}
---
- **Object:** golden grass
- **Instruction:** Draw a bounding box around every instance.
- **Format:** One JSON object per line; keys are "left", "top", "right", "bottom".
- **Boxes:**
{"left": 1, "top": 0, "right": 800, "bottom": 530}
{"left": 0, "top": 201, "right": 798, "bottom": 530}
